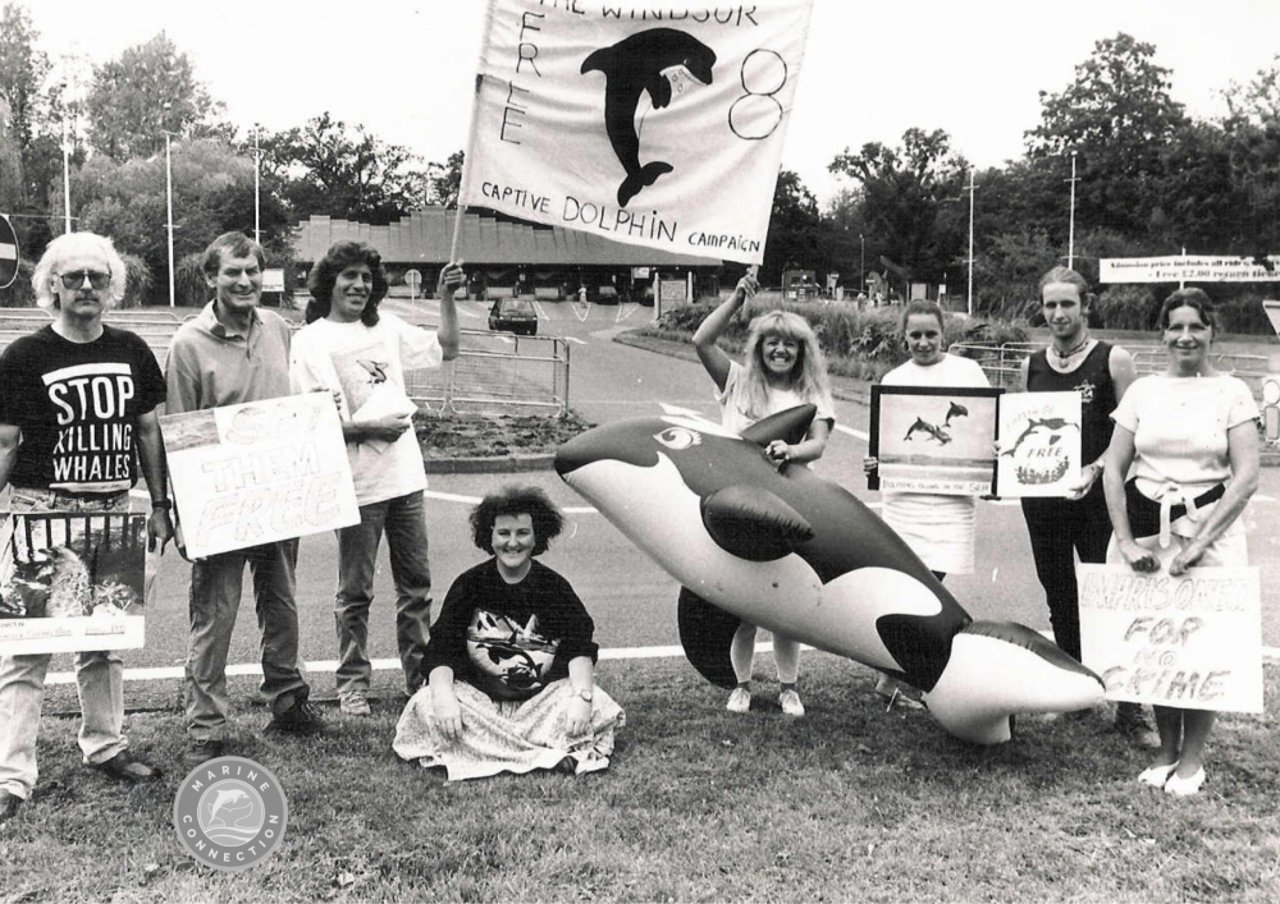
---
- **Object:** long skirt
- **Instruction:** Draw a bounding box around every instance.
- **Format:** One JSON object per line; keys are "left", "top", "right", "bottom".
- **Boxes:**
{"left": 393, "top": 678, "right": 626, "bottom": 781}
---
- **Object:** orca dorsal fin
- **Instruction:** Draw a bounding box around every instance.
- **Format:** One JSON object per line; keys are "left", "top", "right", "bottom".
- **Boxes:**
{"left": 738, "top": 404, "right": 816, "bottom": 448}
{"left": 701, "top": 485, "right": 813, "bottom": 561}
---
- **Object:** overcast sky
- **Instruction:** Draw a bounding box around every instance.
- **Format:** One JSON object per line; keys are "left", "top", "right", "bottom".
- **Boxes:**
{"left": 27, "top": 0, "right": 1280, "bottom": 205}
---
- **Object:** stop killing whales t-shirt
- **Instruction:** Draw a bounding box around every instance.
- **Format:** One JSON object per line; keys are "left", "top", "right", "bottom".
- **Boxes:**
{"left": 0, "top": 325, "right": 166, "bottom": 493}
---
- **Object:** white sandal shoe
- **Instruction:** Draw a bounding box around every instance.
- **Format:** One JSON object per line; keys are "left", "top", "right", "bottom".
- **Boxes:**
{"left": 1137, "top": 761, "right": 1178, "bottom": 788}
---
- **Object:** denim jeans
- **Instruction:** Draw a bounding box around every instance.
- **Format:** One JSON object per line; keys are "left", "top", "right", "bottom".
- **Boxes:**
{"left": 185, "top": 538, "right": 309, "bottom": 741}
{"left": 0, "top": 488, "right": 135, "bottom": 798}
{"left": 334, "top": 491, "right": 432, "bottom": 697}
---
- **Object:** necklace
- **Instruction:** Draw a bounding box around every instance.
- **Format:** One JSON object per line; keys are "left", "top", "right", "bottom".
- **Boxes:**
{"left": 1052, "top": 337, "right": 1089, "bottom": 360}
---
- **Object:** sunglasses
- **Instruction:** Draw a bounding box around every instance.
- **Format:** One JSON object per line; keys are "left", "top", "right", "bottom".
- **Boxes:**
{"left": 58, "top": 270, "right": 111, "bottom": 290}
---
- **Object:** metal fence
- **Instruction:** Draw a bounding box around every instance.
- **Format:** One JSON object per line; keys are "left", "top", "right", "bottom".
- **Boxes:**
{"left": 951, "top": 341, "right": 1272, "bottom": 400}
{"left": 405, "top": 329, "right": 570, "bottom": 417}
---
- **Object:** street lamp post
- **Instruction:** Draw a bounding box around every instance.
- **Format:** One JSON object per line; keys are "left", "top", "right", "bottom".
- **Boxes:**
{"left": 253, "top": 127, "right": 261, "bottom": 245}
{"left": 966, "top": 167, "right": 976, "bottom": 318}
{"left": 61, "top": 120, "right": 73, "bottom": 234}
{"left": 1067, "top": 150, "right": 1078, "bottom": 269}
{"left": 859, "top": 233, "right": 865, "bottom": 294}
{"left": 164, "top": 130, "right": 176, "bottom": 307}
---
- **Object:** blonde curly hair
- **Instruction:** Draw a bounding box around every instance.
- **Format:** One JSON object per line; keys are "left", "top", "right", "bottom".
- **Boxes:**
{"left": 738, "top": 310, "right": 832, "bottom": 422}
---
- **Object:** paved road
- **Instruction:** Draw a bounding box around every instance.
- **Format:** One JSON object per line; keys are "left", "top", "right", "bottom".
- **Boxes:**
{"left": 50, "top": 298, "right": 1280, "bottom": 687}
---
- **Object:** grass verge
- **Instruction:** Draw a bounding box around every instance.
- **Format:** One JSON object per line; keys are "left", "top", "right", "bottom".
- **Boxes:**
{"left": 2, "top": 655, "right": 1278, "bottom": 903}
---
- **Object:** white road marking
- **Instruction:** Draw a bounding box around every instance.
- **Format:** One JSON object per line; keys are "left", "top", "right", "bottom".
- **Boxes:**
{"left": 615, "top": 304, "right": 641, "bottom": 323}
{"left": 425, "top": 489, "right": 596, "bottom": 516}
{"left": 533, "top": 301, "right": 549, "bottom": 319}
{"left": 42, "top": 641, "right": 1280, "bottom": 685}
{"left": 834, "top": 423, "right": 869, "bottom": 441}
{"left": 563, "top": 336, "right": 587, "bottom": 345}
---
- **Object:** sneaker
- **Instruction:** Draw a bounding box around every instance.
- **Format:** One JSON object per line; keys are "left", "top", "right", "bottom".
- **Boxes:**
{"left": 1114, "top": 702, "right": 1160, "bottom": 749}
{"left": 726, "top": 687, "right": 751, "bottom": 713}
{"left": 266, "top": 694, "right": 326, "bottom": 734}
{"left": 339, "top": 690, "right": 372, "bottom": 717}
{"left": 183, "top": 738, "right": 226, "bottom": 770}
{"left": 0, "top": 789, "right": 22, "bottom": 826}
{"left": 90, "top": 750, "right": 160, "bottom": 783}
{"left": 779, "top": 689, "right": 805, "bottom": 717}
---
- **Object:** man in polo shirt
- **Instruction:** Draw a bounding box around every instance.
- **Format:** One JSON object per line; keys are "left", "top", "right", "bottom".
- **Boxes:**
{"left": 0, "top": 231, "right": 167, "bottom": 825}
{"left": 167, "top": 232, "right": 323, "bottom": 767}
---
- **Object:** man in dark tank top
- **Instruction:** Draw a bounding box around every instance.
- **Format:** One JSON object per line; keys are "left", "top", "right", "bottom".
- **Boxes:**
{"left": 1017, "top": 267, "right": 1156, "bottom": 747}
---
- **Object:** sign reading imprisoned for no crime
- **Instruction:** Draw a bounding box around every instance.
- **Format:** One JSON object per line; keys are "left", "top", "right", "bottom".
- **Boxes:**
{"left": 161, "top": 393, "right": 360, "bottom": 558}
{"left": 1078, "top": 563, "right": 1263, "bottom": 713}
{"left": 459, "top": 0, "right": 817, "bottom": 264}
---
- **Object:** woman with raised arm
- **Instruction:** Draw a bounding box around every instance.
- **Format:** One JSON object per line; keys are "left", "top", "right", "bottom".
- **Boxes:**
{"left": 691, "top": 272, "right": 836, "bottom": 717}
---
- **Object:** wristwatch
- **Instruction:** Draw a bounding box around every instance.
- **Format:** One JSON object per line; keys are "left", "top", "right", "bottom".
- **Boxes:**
{"left": 575, "top": 687, "right": 594, "bottom": 703}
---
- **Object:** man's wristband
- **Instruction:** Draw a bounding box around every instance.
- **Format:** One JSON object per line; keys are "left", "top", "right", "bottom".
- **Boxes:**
{"left": 151, "top": 499, "right": 172, "bottom": 511}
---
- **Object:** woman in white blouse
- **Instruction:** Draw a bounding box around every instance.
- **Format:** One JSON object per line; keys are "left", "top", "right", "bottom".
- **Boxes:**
{"left": 1102, "top": 289, "right": 1260, "bottom": 797}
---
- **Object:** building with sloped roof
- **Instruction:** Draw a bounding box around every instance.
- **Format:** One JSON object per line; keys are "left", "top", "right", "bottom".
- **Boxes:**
{"left": 294, "top": 206, "right": 722, "bottom": 302}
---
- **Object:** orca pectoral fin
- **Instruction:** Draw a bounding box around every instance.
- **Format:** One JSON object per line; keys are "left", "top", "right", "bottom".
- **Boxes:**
{"left": 701, "top": 485, "right": 813, "bottom": 561}
{"left": 677, "top": 587, "right": 740, "bottom": 689}
{"left": 739, "top": 405, "right": 816, "bottom": 448}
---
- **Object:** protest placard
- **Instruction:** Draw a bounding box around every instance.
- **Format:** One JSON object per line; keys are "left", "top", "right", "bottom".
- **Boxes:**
{"left": 868, "top": 386, "right": 1002, "bottom": 495}
{"left": 994, "top": 391, "right": 1081, "bottom": 497}
{"left": 161, "top": 393, "right": 360, "bottom": 559}
{"left": 458, "top": 0, "right": 817, "bottom": 264}
{"left": 0, "top": 510, "right": 147, "bottom": 655}
{"left": 1078, "top": 563, "right": 1263, "bottom": 713}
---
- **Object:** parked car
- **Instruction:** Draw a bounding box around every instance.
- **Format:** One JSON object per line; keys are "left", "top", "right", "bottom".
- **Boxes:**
{"left": 488, "top": 297, "right": 538, "bottom": 336}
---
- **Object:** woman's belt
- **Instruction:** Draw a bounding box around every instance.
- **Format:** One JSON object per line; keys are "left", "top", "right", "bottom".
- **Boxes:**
{"left": 1124, "top": 479, "right": 1225, "bottom": 548}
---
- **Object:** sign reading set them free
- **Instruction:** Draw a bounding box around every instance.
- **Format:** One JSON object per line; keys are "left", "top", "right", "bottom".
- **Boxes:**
{"left": 1100, "top": 255, "right": 1280, "bottom": 284}
{"left": 160, "top": 393, "right": 359, "bottom": 558}
{"left": 1078, "top": 563, "right": 1263, "bottom": 713}
{"left": 0, "top": 214, "right": 19, "bottom": 290}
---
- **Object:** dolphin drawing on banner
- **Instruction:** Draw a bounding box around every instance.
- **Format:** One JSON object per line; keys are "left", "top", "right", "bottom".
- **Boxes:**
{"left": 555, "top": 406, "right": 1105, "bottom": 745}
{"left": 581, "top": 28, "right": 716, "bottom": 207}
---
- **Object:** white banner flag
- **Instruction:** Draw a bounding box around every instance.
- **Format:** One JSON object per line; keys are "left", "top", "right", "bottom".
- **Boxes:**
{"left": 458, "top": 0, "right": 817, "bottom": 264}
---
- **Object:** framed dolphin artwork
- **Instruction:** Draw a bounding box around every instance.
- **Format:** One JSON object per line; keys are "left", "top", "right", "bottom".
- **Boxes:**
{"left": 869, "top": 386, "right": 1003, "bottom": 495}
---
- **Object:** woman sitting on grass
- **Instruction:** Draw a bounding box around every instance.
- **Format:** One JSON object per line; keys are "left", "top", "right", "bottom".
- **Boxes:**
{"left": 1101, "top": 289, "right": 1260, "bottom": 797}
{"left": 691, "top": 271, "right": 836, "bottom": 717}
{"left": 393, "top": 486, "right": 625, "bottom": 781}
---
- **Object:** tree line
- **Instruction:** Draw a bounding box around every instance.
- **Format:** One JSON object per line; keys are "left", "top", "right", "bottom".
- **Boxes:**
{"left": 765, "top": 34, "right": 1279, "bottom": 332}
{"left": 2, "top": 12, "right": 1277, "bottom": 326}
{"left": 0, "top": 9, "right": 458, "bottom": 305}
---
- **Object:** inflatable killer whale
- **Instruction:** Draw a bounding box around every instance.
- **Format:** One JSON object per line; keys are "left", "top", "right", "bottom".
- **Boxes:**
{"left": 555, "top": 405, "right": 1105, "bottom": 744}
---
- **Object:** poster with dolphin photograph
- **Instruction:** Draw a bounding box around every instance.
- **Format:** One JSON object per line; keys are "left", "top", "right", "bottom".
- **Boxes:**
{"left": 869, "top": 386, "right": 1003, "bottom": 495}
{"left": 0, "top": 509, "right": 147, "bottom": 655}
{"left": 994, "top": 391, "right": 1082, "bottom": 497}
{"left": 457, "top": 0, "right": 817, "bottom": 264}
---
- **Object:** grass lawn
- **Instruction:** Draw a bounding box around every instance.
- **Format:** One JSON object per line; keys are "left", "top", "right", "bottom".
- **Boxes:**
{"left": 2, "top": 655, "right": 1278, "bottom": 903}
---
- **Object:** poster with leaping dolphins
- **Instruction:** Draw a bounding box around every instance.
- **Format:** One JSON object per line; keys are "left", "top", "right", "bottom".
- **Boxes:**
{"left": 869, "top": 386, "right": 1003, "bottom": 495}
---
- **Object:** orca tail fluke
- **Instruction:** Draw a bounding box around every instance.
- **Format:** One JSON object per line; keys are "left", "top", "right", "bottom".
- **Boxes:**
{"left": 617, "top": 162, "right": 674, "bottom": 207}
{"left": 922, "top": 620, "right": 1106, "bottom": 745}
{"left": 677, "top": 586, "right": 741, "bottom": 689}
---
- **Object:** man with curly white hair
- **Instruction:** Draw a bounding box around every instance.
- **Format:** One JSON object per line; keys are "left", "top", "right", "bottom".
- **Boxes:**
{"left": 0, "top": 231, "right": 171, "bottom": 826}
